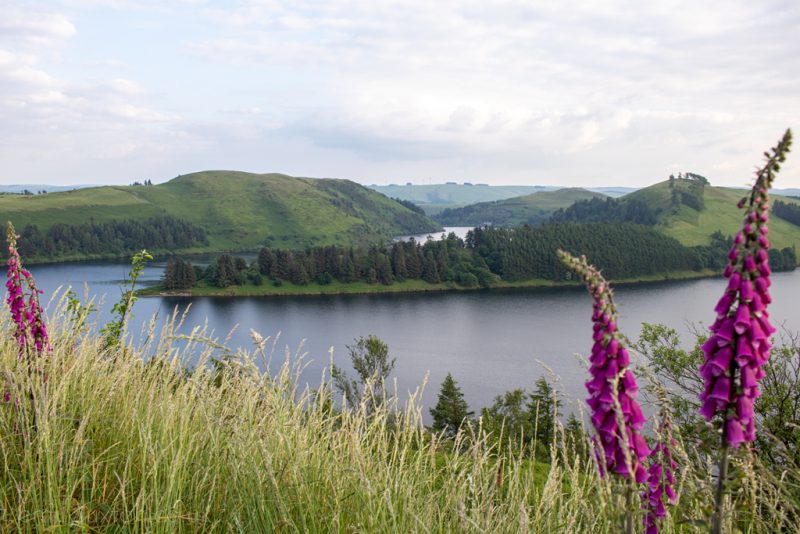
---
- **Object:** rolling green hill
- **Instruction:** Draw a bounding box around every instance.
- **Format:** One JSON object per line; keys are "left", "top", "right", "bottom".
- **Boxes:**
{"left": 639, "top": 181, "right": 800, "bottom": 249}
{"left": 0, "top": 171, "right": 441, "bottom": 259}
{"left": 433, "top": 188, "right": 607, "bottom": 226}
{"left": 555, "top": 177, "right": 800, "bottom": 250}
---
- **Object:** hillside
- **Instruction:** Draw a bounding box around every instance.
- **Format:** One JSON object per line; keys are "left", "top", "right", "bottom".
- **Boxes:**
{"left": 554, "top": 177, "right": 800, "bottom": 250}
{"left": 369, "top": 183, "right": 634, "bottom": 214}
{"left": 433, "top": 188, "right": 607, "bottom": 226}
{"left": 0, "top": 171, "right": 441, "bottom": 260}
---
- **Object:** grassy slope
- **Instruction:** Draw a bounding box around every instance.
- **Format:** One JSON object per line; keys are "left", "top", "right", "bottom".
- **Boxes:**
{"left": 0, "top": 171, "right": 441, "bottom": 254}
{"left": 0, "top": 186, "right": 166, "bottom": 229}
{"left": 622, "top": 180, "right": 800, "bottom": 249}
{"left": 433, "top": 188, "right": 607, "bottom": 226}
{"left": 0, "top": 299, "right": 793, "bottom": 532}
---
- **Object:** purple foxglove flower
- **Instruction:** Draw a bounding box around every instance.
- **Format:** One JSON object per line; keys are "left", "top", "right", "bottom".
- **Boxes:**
{"left": 698, "top": 133, "right": 789, "bottom": 448}
{"left": 5, "top": 222, "right": 50, "bottom": 359}
{"left": 558, "top": 250, "right": 650, "bottom": 482}
{"left": 643, "top": 411, "right": 679, "bottom": 534}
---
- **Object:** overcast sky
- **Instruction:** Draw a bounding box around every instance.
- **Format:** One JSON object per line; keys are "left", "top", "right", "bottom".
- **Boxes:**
{"left": 1, "top": 0, "right": 798, "bottom": 188}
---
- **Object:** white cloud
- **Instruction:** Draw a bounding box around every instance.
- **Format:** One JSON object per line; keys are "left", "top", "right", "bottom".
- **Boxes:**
{"left": 0, "top": 6, "right": 76, "bottom": 45}
{"left": 108, "top": 78, "right": 144, "bottom": 95}
{"left": 1, "top": 0, "right": 799, "bottom": 186}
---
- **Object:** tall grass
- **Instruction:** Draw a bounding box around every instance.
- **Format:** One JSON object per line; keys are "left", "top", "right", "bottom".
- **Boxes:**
{"left": 0, "top": 296, "right": 795, "bottom": 532}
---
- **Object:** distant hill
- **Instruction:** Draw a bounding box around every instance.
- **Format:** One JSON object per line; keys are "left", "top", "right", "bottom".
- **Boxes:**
{"left": 770, "top": 188, "right": 800, "bottom": 198}
{"left": 433, "top": 188, "right": 607, "bottom": 227}
{"left": 369, "top": 183, "right": 634, "bottom": 215}
{"left": 0, "top": 184, "right": 92, "bottom": 194}
{"left": 552, "top": 176, "right": 800, "bottom": 250}
{"left": 0, "top": 171, "right": 441, "bottom": 260}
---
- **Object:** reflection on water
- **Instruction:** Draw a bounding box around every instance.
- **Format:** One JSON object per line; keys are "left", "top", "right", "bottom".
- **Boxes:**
{"left": 21, "top": 261, "right": 800, "bottom": 419}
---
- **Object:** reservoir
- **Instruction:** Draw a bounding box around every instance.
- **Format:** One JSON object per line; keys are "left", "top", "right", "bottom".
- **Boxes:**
{"left": 22, "top": 259, "right": 800, "bottom": 418}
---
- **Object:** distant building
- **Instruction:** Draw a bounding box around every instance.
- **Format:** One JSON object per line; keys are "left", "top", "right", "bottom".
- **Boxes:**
{"left": 406, "top": 182, "right": 413, "bottom": 186}
{"left": 464, "top": 182, "right": 473, "bottom": 186}
{"left": 446, "top": 181, "right": 457, "bottom": 185}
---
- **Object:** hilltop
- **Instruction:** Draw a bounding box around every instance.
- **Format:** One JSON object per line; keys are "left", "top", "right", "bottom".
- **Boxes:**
{"left": 0, "top": 171, "right": 441, "bottom": 261}
{"left": 552, "top": 176, "right": 800, "bottom": 250}
{"left": 369, "top": 183, "right": 633, "bottom": 214}
{"left": 433, "top": 188, "right": 607, "bottom": 226}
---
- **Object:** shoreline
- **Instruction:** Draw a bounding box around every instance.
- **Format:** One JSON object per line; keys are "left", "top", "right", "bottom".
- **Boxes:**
{"left": 140, "top": 268, "right": 723, "bottom": 299}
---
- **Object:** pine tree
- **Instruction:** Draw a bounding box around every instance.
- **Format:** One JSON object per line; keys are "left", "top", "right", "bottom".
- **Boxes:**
{"left": 214, "top": 255, "right": 236, "bottom": 288}
{"left": 180, "top": 258, "right": 196, "bottom": 288}
{"left": 390, "top": 243, "right": 408, "bottom": 279}
{"left": 405, "top": 241, "right": 423, "bottom": 278}
{"left": 164, "top": 256, "right": 179, "bottom": 289}
{"left": 258, "top": 248, "right": 275, "bottom": 276}
{"left": 528, "top": 377, "right": 561, "bottom": 446}
{"left": 422, "top": 251, "right": 440, "bottom": 283}
{"left": 430, "top": 373, "right": 473, "bottom": 438}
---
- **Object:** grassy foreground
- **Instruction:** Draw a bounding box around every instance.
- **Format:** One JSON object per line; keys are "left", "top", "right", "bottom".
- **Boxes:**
{"left": 0, "top": 297, "right": 794, "bottom": 532}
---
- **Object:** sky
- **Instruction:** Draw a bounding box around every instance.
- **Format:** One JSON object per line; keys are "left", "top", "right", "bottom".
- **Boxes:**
{"left": 1, "top": 0, "right": 799, "bottom": 188}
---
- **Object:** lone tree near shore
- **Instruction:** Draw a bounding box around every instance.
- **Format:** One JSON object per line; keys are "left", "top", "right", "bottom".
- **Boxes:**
{"left": 332, "top": 335, "right": 395, "bottom": 414}
{"left": 430, "top": 373, "right": 473, "bottom": 438}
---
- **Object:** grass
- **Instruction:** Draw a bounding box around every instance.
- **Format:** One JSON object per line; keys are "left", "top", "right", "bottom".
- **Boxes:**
{"left": 0, "top": 172, "right": 441, "bottom": 256}
{"left": 622, "top": 180, "right": 800, "bottom": 249}
{"left": 0, "top": 293, "right": 797, "bottom": 532}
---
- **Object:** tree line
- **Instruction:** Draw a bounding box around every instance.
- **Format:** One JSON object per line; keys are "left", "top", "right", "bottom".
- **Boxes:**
{"left": 175, "top": 233, "right": 498, "bottom": 290}
{"left": 467, "top": 223, "right": 739, "bottom": 281}
{"left": 167, "top": 221, "right": 795, "bottom": 291}
{"left": 550, "top": 197, "right": 659, "bottom": 225}
{"left": 774, "top": 200, "right": 800, "bottom": 227}
{"left": 1, "top": 216, "right": 208, "bottom": 260}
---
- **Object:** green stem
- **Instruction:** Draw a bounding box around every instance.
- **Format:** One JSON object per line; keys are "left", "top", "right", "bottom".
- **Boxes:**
{"left": 626, "top": 482, "right": 635, "bottom": 534}
{"left": 711, "top": 436, "right": 729, "bottom": 534}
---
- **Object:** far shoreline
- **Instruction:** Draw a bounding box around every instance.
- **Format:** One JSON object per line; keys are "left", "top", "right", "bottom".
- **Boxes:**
{"left": 139, "top": 268, "right": 723, "bottom": 299}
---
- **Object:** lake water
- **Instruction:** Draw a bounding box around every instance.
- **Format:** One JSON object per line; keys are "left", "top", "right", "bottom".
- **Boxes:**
{"left": 17, "top": 258, "right": 800, "bottom": 419}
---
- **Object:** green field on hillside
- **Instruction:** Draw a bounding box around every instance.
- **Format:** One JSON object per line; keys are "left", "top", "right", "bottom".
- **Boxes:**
{"left": 0, "top": 171, "right": 441, "bottom": 259}
{"left": 622, "top": 180, "right": 800, "bottom": 249}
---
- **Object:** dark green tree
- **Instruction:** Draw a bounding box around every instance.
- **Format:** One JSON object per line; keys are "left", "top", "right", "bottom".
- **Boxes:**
{"left": 564, "top": 413, "right": 588, "bottom": 460}
{"left": 214, "top": 254, "right": 236, "bottom": 288}
{"left": 528, "top": 377, "right": 561, "bottom": 446}
{"left": 430, "top": 373, "right": 473, "bottom": 438}
{"left": 422, "top": 250, "right": 440, "bottom": 283}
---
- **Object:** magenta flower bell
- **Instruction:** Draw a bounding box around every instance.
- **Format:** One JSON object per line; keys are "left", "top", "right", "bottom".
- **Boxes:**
{"left": 558, "top": 250, "right": 649, "bottom": 482}
{"left": 5, "top": 222, "right": 49, "bottom": 359}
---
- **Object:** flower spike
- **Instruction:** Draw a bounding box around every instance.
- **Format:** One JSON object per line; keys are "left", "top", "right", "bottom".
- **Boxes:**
{"left": 558, "top": 250, "right": 649, "bottom": 482}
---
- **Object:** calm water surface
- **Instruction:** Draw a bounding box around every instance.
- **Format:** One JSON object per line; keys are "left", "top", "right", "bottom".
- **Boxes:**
{"left": 23, "top": 260, "right": 800, "bottom": 418}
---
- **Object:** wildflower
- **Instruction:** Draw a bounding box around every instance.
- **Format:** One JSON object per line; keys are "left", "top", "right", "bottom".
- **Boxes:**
{"left": 701, "top": 131, "right": 792, "bottom": 534}
{"left": 5, "top": 222, "right": 49, "bottom": 358}
{"left": 698, "top": 130, "right": 792, "bottom": 447}
{"left": 558, "top": 250, "right": 649, "bottom": 482}
{"left": 643, "top": 412, "right": 678, "bottom": 534}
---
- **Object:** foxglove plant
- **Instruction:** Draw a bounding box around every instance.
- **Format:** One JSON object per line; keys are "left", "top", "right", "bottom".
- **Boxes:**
{"left": 698, "top": 130, "right": 792, "bottom": 533}
{"left": 643, "top": 410, "right": 678, "bottom": 534}
{"left": 5, "top": 221, "right": 49, "bottom": 359}
{"left": 558, "top": 250, "right": 650, "bottom": 482}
